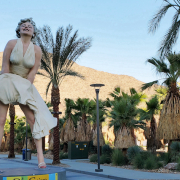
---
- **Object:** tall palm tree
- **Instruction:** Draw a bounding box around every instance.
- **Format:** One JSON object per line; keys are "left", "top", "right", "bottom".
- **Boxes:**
{"left": 36, "top": 25, "right": 91, "bottom": 164}
{"left": 139, "top": 95, "right": 161, "bottom": 153}
{"left": 142, "top": 53, "right": 180, "bottom": 142}
{"left": 149, "top": 0, "right": 180, "bottom": 57}
{"left": 8, "top": 104, "right": 15, "bottom": 158}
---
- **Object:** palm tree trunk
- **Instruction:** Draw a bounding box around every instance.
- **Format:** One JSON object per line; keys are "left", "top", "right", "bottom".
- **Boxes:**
{"left": 150, "top": 116, "right": 156, "bottom": 153}
{"left": 51, "top": 85, "right": 60, "bottom": 164}
{"left": 8, "top": 104, "right": 15, "bottom": 158}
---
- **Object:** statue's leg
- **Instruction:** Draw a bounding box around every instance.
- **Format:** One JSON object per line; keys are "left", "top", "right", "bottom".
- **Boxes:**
{"left": 0, "top": 101, "right": 9, "bottom": 147}
{"left": 19, "top": 104, "right": 45, "bottom": 165}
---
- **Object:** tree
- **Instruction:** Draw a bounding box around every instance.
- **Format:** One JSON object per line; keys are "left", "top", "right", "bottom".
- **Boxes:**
{"left": 106, "top": 86, "right": 146, "bottom": 107}
{"left": 107, "top": 87, "right": 146, "bottom": 149}
{"left": 74, "top": 98, "right": 95, "bottom": 142}
{"left": 60, "top": 98, "right": 76, "bottom": 152}
{"left": 87, "top": 100, "right": 106, "bottom": 147}
{"left": 109, "top": 98, "right": 145, "bottom": 149}
{"left": 139, "top": 95, "right": 161, "bottom": 153}
{"left": 36, "top": 25, "right": 91, "bottom": 164}
{"left": 8, "top": 104, "right": 15, "bottom": 158}
{"left": 149, "top": 0, "right": 180, "bottom": 58}
{"left": 142, "top": 53, "right": 180, "bottom": 142}
{"left": 155, "top": 87, "right": 168, "bottom": 105}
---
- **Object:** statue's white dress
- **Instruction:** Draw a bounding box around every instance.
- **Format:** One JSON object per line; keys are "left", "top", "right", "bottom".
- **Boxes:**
{"left": 0, "top": 38, "right": 57, "bottom": 139}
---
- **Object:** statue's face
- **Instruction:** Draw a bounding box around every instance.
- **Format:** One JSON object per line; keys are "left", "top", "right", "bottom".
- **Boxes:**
{"left": 20, "top": 22, "right": 34, "bottom": 37}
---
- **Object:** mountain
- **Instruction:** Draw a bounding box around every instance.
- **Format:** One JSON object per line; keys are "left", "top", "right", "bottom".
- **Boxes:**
{"left": 0, "top": 52, "right": 156, "bottom": 117}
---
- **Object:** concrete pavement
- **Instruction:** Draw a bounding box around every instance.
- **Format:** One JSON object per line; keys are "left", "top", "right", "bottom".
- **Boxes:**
{"left": 1, "top": 154, "right": 180, "bottom": 179}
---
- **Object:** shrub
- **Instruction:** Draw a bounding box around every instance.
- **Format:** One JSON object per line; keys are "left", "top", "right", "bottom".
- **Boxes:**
{"left": 59, "top": 152, "right": 68, "bottom": 159}
{"left": 144, "top": 156, "right": 157, "bottom": 170}
{"left": 159, "top": 152, "right": 171, "bottom": 164}
{"left": 170, "top": 142, "right": 180, "bottom": 162}
{"left": 100, "top": 154, "right": 111, "bottom": 164}
{"left": 133, "top": 154, "right": 144, "bottom": 169}
{"left": 127, "top": 146, "right": 141, "bottom": 163}
{"left": 157, "top": 161, "right": 163, "bottom": 168}
{"left": 31, "top": 150, "right": 37, "bottom": 154}
{"left": 140, "top": 151, "right": 152, "bottom": 161}
{"left": 102, "top": 144, "right": 113, "bottom": 156}
{"left": 176, "top": 157, "right": 180, "bottom": 171}
{"left": 90, "top": 154, "right": 98, "bottom": 162}
{"left": 112, "top": 149, "right": 127, "bottom": 166}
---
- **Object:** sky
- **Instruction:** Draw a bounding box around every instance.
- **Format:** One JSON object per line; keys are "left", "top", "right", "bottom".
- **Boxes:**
{"left": 0, "top": 0, "right": 179, "bottom": 83}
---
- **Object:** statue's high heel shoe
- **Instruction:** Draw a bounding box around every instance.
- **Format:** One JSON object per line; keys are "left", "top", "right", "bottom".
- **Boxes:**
{"left": 38, "top": 162, "right": 46, "bottom": 168}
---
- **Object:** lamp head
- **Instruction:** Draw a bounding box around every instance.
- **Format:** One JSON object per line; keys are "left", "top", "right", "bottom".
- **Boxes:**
{"left": 90, "top": 84, "right": 105, "bottom": 90}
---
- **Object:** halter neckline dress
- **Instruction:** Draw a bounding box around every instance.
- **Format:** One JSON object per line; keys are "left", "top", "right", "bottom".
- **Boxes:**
{"left": 0, "top": 38, "right": 57, "bottom": 139}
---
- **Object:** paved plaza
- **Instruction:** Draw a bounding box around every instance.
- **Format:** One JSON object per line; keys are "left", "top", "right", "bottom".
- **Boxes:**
{"left": 1, "top": 154, "right": 180, "bottom": 179}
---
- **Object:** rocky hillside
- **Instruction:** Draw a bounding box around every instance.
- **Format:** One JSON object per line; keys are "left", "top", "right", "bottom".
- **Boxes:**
{"left": 1, "top": 51, "right": 159, "bottom": 146}
{"left": 0, "top": 52, "right": 156, "bottom": 117}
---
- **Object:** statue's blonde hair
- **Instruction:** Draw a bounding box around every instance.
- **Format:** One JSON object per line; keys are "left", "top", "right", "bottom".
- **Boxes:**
{"left": 16, "top": 18, "right": 37, "bottom": 43}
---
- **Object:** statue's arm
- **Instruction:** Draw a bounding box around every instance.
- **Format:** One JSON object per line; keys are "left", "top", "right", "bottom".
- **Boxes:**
{"left": 27, "top": 45, "right": 42, "bottom": 84}
{"left": 1, "top": 40, "right": 14, "bottom": 74}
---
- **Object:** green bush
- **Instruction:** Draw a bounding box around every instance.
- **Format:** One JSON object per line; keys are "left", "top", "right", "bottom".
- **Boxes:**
{"left": 140, "top": 151, "right": 152, "bottom": 161}
{"left": 100, "top": 154, "right": 111, "bottom": 164}
{"left": 176, "top": 157, "right": 180, "bottom": 171}
{"left": 127, "top": 146, "right": 141, "bottom": 163}
{"left": 31, "top": 150, "right": 37, "bottom": 154}
{"left": 170, "top": 142, "right": 180, "bottom": 162}
{"left": 159, "top": 152, "right": 171, "bottom": 164}
{"left": 144, "top": 156, "right": 157, "bottom": 170}
{"left": 90, "top": 154, "right": 98, "bottom": 162}
{"left": 59, "top": 152, "right": 68, "bottom": 159}
{"left": 102, "top": 144, "right": 113, "bottom": 156}
{"left": 112, "top": 149, "right": 127, "bottom": 166}
{"left": 133, "top": 154, "right": 144, "bottom": 169}
{"left": 157, "top": 161, "right": 163, "bottom": 168}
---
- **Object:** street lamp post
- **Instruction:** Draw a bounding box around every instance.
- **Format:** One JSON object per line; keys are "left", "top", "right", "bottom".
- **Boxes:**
{"left": 90, "top": 83, "right": 105, "bottom": 172}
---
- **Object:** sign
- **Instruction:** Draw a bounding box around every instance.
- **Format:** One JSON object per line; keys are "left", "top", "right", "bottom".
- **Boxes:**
{"left": 3, "top": 173, "right": 58, "bottom": 180}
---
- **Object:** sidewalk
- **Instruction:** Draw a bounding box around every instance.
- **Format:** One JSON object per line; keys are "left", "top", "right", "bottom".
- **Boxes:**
{"left": 1, "top": 154, "right": 180, "bottom": 179}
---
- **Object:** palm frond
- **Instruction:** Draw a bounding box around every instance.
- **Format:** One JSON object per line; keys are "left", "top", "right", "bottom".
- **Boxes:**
{"left": 130, "top": 88, "right": 137, "bottom": 95}
{"left": 37, "top": 71, "right": 50, "bottom": 78}
{"left": 149, "top": 4, "right": 173, "bottom": 33}
{"left": 45, "top": 79, "right": 53, "bottom": 97}
{"left": 36, "top": 24, "right": 92, "bottom": 90}
{"left": 159, "top": 11, "right": 180, "bottom": 58}
{"left": 141, "top": 80, "right": 159, "bottom": 91}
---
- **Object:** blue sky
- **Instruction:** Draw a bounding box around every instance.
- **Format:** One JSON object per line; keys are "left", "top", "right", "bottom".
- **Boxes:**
{"left": 0, "top": 0, "right": 179, "bottom": 83}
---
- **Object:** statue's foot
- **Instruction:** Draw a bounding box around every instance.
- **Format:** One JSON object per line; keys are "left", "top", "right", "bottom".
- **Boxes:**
{"left": 38, "top": 162, "right": 46, "bottom": 168}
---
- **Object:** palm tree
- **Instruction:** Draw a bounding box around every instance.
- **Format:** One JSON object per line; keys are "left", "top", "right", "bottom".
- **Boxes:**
{"left": 106, "top": 86, "right": 146, "bottom": 106}
{"left": 155, "top": 87, "right": 168, "bottom": 105}
{"left": 8, "top": 104, "right": 15, "bottom": 158}
{"left": 149, "top": 0, "right": 180, "bottom": 57}
{"left": 87, "top": 100, "right": 106, "bottom": 147}
{"left": 142, "top": 53, "right": 180, "bottom": 143}
{"left": 139, "top": 95, "right": 161, "bottom": 153}
{"left": 36, "top": 25, "right": 91, "bottom": 164}
{"left": 107, "top": 87, "right": 146, "bottom": 149}
{"left": 74, "top": 98, "right": 95, "bottom": 142}
{"left": 109, "top": 98, "right": 145, "bottom": 149}
{"left": 60, "top": 98, "right": 76, "bottom": 152}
